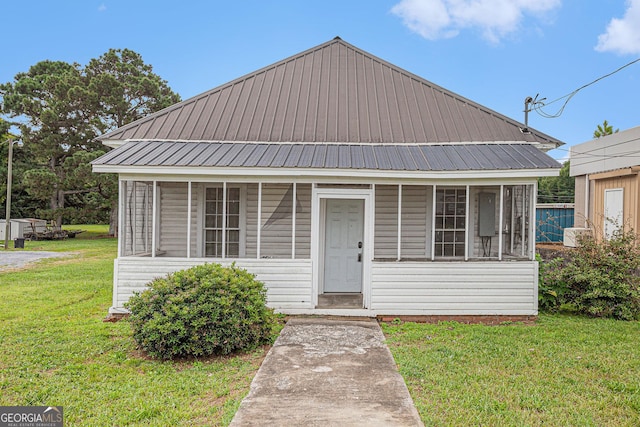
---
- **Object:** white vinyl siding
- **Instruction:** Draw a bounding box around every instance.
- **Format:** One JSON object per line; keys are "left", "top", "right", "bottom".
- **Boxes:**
{"left": 374, "top": 185, "right": 398, "bottom": 258}
{"left": 371, "top": 261, "right": 538, "bottom": 315}
{"left": 112, "top": 258, "right": 313, "bottom": 310}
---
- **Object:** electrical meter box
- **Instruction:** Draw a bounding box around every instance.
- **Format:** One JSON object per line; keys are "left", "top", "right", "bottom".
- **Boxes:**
{"left": 478, "top": 193, "right": 496, "bottom": 237}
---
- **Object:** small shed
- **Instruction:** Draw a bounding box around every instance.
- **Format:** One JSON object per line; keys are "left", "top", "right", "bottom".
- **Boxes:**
{"left": 0, "top": 219, "right": 44, "bottom": 240}
{"left": 571, "top": 126, "right": 640, "bottom": 239}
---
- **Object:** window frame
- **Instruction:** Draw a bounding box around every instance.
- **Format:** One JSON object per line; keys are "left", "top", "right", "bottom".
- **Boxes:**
{"left": 202, "top": 184, "right": 246, "bottom": 258}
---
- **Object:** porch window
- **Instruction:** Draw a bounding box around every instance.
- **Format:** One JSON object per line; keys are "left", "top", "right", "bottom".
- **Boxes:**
{"left": 434, "top": 188, "right": 466, "bottom": 257}
{"left": 204, "top": 187, "right": 240, "bottom": 257}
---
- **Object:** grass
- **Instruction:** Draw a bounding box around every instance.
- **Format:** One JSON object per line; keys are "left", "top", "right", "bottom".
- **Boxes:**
{"left": 382, "top": 317, "right": 640, "bottom": 426}
{"left": 3, "top": 225, "right": 639, "bottom": 425}
{"left": 0, "top": 225, "right": 266, "bottom": 426}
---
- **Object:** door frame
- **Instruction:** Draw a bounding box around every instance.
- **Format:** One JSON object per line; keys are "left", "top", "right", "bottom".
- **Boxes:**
{"left": 311, "top": 187, "right": 373, "bottom": 309}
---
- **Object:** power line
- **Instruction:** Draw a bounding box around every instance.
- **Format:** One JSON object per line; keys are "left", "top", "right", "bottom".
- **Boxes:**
{"left": 530, "top": 57, "right": 640, "bottom": 119}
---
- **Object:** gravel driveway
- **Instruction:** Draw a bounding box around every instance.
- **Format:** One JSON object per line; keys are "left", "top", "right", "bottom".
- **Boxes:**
{"left": 0, "top": 251, "right": 72, "bottom": 271}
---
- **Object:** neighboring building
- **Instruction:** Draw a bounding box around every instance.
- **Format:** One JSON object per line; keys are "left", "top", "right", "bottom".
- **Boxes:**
{"left": 571, "top": 126, "right": 640, "bottom": 239}
{"left": 92, "top": 37, "right": 562, "bottom": 320}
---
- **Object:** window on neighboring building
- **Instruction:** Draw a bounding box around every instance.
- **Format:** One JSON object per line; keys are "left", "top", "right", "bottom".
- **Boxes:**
{"left": 204, "top": 187, "right": 240, "bottom": 257}
{"left": 434, "top": 188, "right": 466, "bottom": 257}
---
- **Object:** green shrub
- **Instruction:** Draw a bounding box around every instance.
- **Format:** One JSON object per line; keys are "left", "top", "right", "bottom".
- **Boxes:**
{"left": 125, "top": 263, "right": 278, "bottom": 359}
{"left": 538, "top": 229, "right": 640, "bottom": 320}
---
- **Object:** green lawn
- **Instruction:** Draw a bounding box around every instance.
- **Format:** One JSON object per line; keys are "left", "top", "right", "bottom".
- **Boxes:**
{"left": 2, "top": 227, "right": 639, "bottom": 426}
{"left": 383, "top": 317, "right": 640, "bottom": 426}
{"left": 0, "top": 226, "right": 265, "bottom": 426}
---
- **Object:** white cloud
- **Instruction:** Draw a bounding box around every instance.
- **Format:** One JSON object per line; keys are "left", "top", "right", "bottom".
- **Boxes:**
{"left": 596, "top": 0, "right": 640, "bottom": 55}
{"left": 391, "top": 0, "right": 561, "bottom": 43}
{"left": 98, "top": 3, "right": 107, "bottom": 12}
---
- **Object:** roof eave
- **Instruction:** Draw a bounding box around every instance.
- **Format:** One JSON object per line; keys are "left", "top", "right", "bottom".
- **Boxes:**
{"left": 91, "top": 164, "right": 560, "bottom": 179}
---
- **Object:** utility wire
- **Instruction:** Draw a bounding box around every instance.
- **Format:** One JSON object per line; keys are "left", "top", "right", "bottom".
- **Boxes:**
{"left": 532, "top": 57, "right": 640, "bottom": 119}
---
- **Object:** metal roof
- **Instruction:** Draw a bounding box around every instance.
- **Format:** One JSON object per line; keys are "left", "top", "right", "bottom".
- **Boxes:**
{"left": 93, "top": 140, "right": 560, "bottom": 171}
{"left": 98, "top": 37, "right": 563, "bottom": 148}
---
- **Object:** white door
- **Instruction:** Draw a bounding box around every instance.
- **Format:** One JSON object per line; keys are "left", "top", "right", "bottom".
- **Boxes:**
{"left": 323, "top": 199, "right": 364, "bottom": 293}
{"left": 604, "top": 188, "right": 624, "bottom": 239}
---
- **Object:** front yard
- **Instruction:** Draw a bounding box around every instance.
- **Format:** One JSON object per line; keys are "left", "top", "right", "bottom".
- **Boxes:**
{"left": 0, "top": 226, "right": 638, "bottom": 426}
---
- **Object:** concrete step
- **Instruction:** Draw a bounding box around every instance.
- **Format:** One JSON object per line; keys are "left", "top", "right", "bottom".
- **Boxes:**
{"left": 317, "top": 293, "right": 363, "bottom": 309}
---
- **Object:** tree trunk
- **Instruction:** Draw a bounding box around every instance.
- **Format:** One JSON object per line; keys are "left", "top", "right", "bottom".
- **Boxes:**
{"left": 109, "top": 202, "right": 118, "bottom": 237}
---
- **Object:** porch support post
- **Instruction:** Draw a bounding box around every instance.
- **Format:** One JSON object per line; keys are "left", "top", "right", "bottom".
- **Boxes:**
{"left": 292, "top": 182, "right": 297, "bottom": 259}
{"left": 397, "top": 184, "right": 402, "bottom": 261}
{"left": 498, "top": 185, "right": 504, "bottom": 261}
{"left": 118, "top": 179, "right": 124, "bottom": 258}
{"left": 521, "top": 185, "right": 526, "bottom": 257}
{"left": 222, "top": 182, "right": 227, "bottom": 259}
{"left": 132, "top": 181, "right": 137, "bottom": 254}
{"left": 151, "top": 180, "right": 157, "bottom": 258}
{"left": 257, "top": 182, "right": 262, "bottom": 259}
{"left": 510, "top": 187, "right": 515, "bottom": 253}
{"left": 431, "top": 185, "right": 436, "bottom": 261}
{"left": 529, "top": 183, "right": 536, "bottom": 260}
{"left": 372, "top": 184, "right": 376, "bottom": 260}
{"left": 187, "top": 181, "right": 192, "bottom": 258}
{"left": 464, "top": 185, "right": 469, "bottom": 261}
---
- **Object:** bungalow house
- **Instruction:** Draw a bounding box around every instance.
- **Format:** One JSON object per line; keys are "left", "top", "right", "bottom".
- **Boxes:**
{"left": 92, "top": 37, "right": 562, "bottom": 320}
{"left": 570, "top": 125, "right": 640, "bottom": 239}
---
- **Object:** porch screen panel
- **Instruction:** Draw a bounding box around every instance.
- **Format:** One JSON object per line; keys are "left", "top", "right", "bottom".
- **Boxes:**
{"left": 295, "top": 184, "right": 312, "bottom": 259}
{"left": 468, "top": 186, "right": 500, "bottom": 258}
{"left": 157, "top": 182, "right": 189, "bottom": 257}
{"left": 122, "top": 181, "right": 153, "bottom": 256}
{"left": 204, "top": 186, "right": 241, "bottom": 258}
{"left": 434, "top": 188, "right": 466, "bottom": 258}
{"left": 374, "top": 185, "right": 398, "bottom": 259}
{"left": 400, "top": 185, "right": 431, "bottom": 259}
{"left": 244, "top": 183, "right": 259, "bottom": 258}
{"left": 260, "top": 183, "right": 293, "bottom": 259}
{"left": 501, "top": 185, "right": 534, "bottom": 259}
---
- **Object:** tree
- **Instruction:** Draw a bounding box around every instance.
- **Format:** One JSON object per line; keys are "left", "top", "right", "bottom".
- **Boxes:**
{"left": 1, "top": 60, "right": 101, "bottom": 226}
{"left": 593, "top": 119, "right": 619, "bottom": 138}
{"left": 537, "top": 160, "right": 574, "bottom": 203}
{"left": 85, "top": 49, "right": 181, "bottom": 234}
{"left": 0, "top": 50, "right": 180, "bottom": 232}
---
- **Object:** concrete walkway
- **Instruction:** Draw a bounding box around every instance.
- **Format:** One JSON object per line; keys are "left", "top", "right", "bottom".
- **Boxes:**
{"left": 230, "top": 317, "right": 423, "bottom": 426}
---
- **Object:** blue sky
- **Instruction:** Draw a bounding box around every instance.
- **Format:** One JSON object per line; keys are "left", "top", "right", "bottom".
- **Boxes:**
{"left": 2, "top": 0, "right": 640, "bottom": 161}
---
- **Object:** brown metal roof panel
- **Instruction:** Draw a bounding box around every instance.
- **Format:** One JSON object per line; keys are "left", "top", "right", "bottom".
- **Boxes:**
{"left": 215, "top": 83, "right": 246, "bottom": 141}
{"left": 200, "top": 86, "right": 233, "bottom": 140}
{"left": 223, "top": 78, "right": 256, "bottom": 141}
{"left": 165, "top": 100, "right": 196, "bottom": 140}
